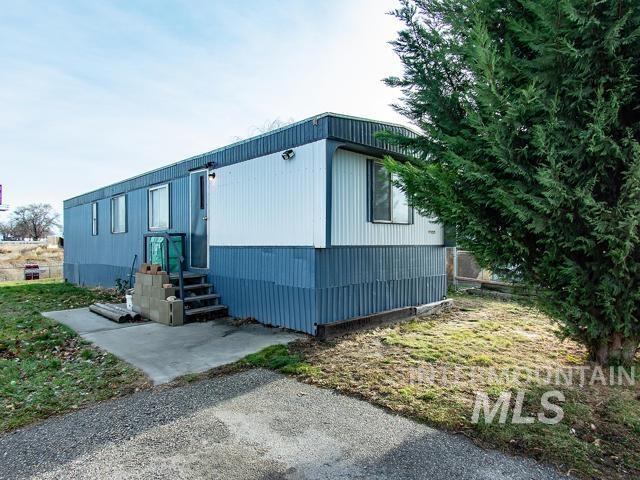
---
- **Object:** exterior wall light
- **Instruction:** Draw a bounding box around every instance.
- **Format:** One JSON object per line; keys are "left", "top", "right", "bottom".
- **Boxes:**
{"left": 208, "top": 170, "right": 216, "bottom": 179}
{"left": 282, "top": 149, "right": 295, "bottom": 160}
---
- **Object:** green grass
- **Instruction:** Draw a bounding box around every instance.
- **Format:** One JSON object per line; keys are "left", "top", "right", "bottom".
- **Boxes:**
{"left": 242, "top": 344, "right": 321, "bottom": 376}
{"left": 0, "top": 280, "right": 147, "bottom": 432}
{"left": 607, "top": 393, "right": 640, "bottom": 435}
{"left": 248, "top": 295, "right": 640, "bottom": 480}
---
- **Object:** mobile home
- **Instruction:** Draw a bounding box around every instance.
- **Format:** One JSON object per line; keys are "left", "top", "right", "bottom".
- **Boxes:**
{"left": 63, "top": 113, "right": 446, "bottom": 334}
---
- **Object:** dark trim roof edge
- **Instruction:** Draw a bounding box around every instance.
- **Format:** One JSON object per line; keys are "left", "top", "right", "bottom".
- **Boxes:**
{"left": 64, "top": 113, "right": 418, "bottom": 208}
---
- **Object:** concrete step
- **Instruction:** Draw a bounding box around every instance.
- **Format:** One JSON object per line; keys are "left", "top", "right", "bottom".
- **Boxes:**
{"left": 183, "top": 293, "right": 220, "bottom": 303}
{"left": 184, "top": 304, "right": 228, "bottom": 317}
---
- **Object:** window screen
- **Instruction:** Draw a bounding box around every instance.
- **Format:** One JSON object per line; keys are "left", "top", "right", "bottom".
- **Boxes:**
{"left": 91, "top": 202, "right": 98, "bottom": 236}
{"left": 111, "top": 195, "right": 127, "bottom": 233}
{"left": 148, "top": 184, "right": 169, "bottom": 230}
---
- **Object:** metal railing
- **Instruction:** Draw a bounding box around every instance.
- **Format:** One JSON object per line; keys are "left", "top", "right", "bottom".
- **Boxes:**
{"left": 142, "top": 233, "right": 186, "bottom": 313}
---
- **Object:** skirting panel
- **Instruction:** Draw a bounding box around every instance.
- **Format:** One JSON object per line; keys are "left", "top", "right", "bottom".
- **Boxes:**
{"left": 210, "top": 277, "right": 316, "bottom": 334}
{"left": 314, "top": 245, "right": 446, "bottom": 325}
{"left": 314, "top": 276, "right": 447, "bottom": 325}
{"left": 210, "top": 245, "right": 446, "bottom": 334}
{"left": 210, "top": 246, "right": 317, "bottom": 333}
{"left": 66, "top": 246, "right": 446, "bottom": 335}
{"left": 64, "top": 262, "right": 130, "bottom": 288}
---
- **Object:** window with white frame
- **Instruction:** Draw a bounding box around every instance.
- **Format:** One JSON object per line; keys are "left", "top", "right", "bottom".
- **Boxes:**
{"left": 148, "top": 184, "right": 169, "bottom": 230}
{"left": 370, "top": 160, "right": 411, "bottom": 224}
{"left": 111, "top": 194, "right": 127, "bottom": 233}
{"left": 91, "top": 202, "right": 98, "bottom": 236}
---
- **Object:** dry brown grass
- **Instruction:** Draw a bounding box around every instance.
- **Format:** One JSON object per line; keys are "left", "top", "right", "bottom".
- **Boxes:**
{"left": 279, "top": 294, "right": 640, "bottom": 480}
{"left": 0, "top": 243, "right": 63, "bottom": 281}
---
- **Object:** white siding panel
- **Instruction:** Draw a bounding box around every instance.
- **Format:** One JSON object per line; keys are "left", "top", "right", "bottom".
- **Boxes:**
{"left": 209, "top": 140, "right": 326, "bottom": 247}
{"left": 331, "top": 148, "right": 443, "bottom": 246}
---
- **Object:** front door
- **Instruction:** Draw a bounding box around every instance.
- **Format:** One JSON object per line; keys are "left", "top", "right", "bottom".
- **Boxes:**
{"left": 189, "top": 169, "right": 208, "bottom": 268}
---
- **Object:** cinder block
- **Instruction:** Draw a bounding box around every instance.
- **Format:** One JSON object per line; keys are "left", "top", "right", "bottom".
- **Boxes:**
{"left": 149, "top": 297, "right": 168, "bottom": 324}
{"left": 170, "top": 300, "right": 183, "bottom": 326}
{"left": 139, "top": 263, "right": 150, "bottom": 273}
{"left": 151, "top": 273, "right": 170, "bottom": 288}
{"left": 132, "top": 294, "right": 149, "bottom": 315}
{"left": 135, "top": 284, "right": 150, "bottom": 297}
{"left": 136, "top": 272, "right": 154, "bottom": 287}
{"left": 148, "top": 298, "right": 183, "bottom": 326}
{"left": 150, "top": 286, "right": 177, "bottom": 300}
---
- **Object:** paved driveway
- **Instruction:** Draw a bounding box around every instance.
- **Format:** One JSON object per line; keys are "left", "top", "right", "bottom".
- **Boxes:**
{"left": 0, "top": 369, "right": 570, "bottom": 480}
{"left": 42, "top": 308, "right": 302, "bottom": 384}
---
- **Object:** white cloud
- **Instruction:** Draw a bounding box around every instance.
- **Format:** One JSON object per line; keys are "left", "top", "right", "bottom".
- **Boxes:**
{"left": 0, "top": 0, "right": 407, "bottom": 222}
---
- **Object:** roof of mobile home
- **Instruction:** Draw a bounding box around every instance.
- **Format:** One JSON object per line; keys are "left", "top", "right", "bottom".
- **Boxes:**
{"left": 64, "top": 112, "right": 417, "bottom": 208}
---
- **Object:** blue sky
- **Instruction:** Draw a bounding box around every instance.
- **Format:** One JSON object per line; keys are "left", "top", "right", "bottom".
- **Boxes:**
{"left": 0, "top": 0, "right": 406, "bottom": 222}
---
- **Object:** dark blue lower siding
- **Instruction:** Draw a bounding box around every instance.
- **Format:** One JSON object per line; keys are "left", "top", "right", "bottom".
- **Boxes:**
{"left": 314, "top": 246, "right": 446, "bottom": 325}
{"left": 64, "top": 262, "right": 131, "bottom": 287}
{"left": 65, "top": 245, "right": 446, "bottom": 334}
{"left": 210, "top": 247, "right": 317, "bottom": 334}
{"left": 211, "top": 245, "right": 446, "bottom": 334}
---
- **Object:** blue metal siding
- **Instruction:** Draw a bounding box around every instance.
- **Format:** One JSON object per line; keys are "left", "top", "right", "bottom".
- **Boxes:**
{"left": 315, "top": 246, "right": 445, "bottom": 287}
{"left": 327, "top": 116, "right": 414, "bottom": 156}
{"left": 62, "top": 112, "right": 445, "bottom": 334}
{"left": 210, "top": 246, "right": 317, "bottom": 334}
{"left": 314, "top": 246, "right": 447, "bottom": 325}
{"left": 66, "top": 241, "right": 446, "bottom": 332}
{"left": 64, "top": 176, "right": 190, "bottom": 286}
{"left": 209, "top": 245, "right": 445, "bottom": 334}
{"left": 64, "top": 114, "right": 415, "bottom": 208}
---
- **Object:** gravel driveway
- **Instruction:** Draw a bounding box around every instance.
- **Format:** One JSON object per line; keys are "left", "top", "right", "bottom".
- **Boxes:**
{"left": 0, "top": 369, "right": 569, "bottom": 480}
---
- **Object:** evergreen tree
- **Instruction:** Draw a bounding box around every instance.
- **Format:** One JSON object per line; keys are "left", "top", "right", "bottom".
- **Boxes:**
{"left": 382, "top": 0, "right": 640, "bottom": 365}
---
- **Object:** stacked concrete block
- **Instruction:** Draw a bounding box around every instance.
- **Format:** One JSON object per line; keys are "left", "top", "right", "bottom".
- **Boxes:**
{"left": 132, "top": 264, "right": 183, "bottom": 326}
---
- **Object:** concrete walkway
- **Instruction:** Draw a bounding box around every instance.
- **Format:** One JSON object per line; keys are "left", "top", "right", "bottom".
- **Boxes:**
{"left": 43, "top": 308, "right": 302, "bottom": 384}
{"left": 0, "top": 370, "right": 569, "bottom": 480}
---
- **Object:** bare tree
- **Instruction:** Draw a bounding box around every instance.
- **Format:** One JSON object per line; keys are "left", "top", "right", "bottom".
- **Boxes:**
{"left": 230, "top": 117, "right": 296, "bottom": 142}
{"left": 0, "top": 221, "right": 19, "bottom": 240}
{"left": 0, "top": 204, "right": 60, "bottom": 240}
{"left": 250, "top": 117, "right": 295, "bottom": 135}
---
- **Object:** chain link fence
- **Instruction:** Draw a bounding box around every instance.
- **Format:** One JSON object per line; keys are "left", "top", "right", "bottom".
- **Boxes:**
{"left": 446, "top": 248, "right": 500, "bottom": 285}
{"left": 0, "top": 264, "right": 63, "bottom": 282}
{"left": 445, "top": 248, "right": 527, "bottom": 300}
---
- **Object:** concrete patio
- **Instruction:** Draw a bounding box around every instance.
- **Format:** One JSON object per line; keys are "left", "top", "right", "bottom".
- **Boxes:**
{"left": 42, "top": 308, "right": 303, "bottom": 384}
